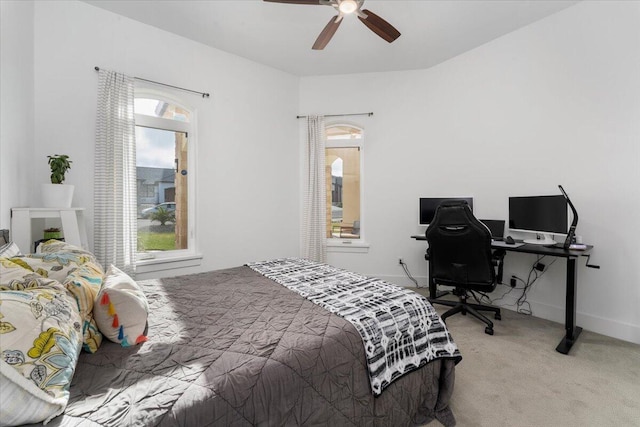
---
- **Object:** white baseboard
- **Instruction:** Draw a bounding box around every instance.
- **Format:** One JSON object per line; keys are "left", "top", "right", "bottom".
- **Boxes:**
{"left": 374, "top": 274, "right": 640, "bottom": 345}
{"left": 525, "top": 299, "right": 640, "bottom": 345}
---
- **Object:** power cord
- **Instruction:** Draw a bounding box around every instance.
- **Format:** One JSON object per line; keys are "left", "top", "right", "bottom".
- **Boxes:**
{"left": 399, "top": 260, "right": 420, "bottom": 287}
{"left": 491, "top": 255, "right": 556, "bottom": 315}
{"left": 470, "top": 289, "right": 492, "bottom": 305}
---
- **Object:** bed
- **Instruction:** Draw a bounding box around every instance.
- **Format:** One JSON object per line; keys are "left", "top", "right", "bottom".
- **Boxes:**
{"left": 0, "top": 238, "right": 461, "bottom": 427}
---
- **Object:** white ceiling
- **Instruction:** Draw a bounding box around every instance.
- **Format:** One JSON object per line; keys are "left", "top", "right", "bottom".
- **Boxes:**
{"left": 83, "top": 0, "right": 580, "bottom": 77}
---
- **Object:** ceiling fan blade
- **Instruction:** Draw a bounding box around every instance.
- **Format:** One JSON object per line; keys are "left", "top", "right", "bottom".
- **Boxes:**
{"left": 263, "top": 0, "right": 323, "bottom": 4}
{"left": 358, "top": 9, "right": 401, "bottom": 43}
{"left": 312, "top": 16, "right": 342, "bottom": 50}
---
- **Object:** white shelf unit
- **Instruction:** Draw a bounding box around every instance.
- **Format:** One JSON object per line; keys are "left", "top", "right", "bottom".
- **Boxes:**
{"left": 11, "top": 207, "right": 88, "bottom": 253}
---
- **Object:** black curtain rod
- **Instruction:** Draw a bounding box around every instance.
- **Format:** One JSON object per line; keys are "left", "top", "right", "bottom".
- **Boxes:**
{"left": 296, "top": 112, "right": 373, "bottom": 119}
{"left": 94, "top": 66, "right": 210, "bottom": 98}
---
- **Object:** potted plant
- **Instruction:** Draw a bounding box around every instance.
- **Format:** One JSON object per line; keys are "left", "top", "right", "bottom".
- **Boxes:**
{"left": 149, "top": 206, "right": 176, "bottom": 226}
{"left": 42, "top": 154, "right": 74, "bottom": 208}
{"left": 48, "top": 154, "right": 72, "bottom": 184}
{"left": 43, "top": 227, "right": 62, "bottom": 239}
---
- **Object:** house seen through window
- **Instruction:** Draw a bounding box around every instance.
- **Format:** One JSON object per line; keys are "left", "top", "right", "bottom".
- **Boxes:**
{"left": 326, "top": 125, "right": 362, "bottom": 240}
{"left": 134, "top": 97, "right": 192, "bottom": 257}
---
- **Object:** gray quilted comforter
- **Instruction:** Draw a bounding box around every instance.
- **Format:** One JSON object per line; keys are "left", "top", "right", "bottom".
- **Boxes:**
{"left": 38, "top": 266, "right": 457, "bottom": 426}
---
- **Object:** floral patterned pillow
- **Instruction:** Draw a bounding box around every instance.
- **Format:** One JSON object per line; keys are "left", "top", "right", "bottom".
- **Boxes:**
{"left": 63, "top": 261, "right": 105, "bottom": 353}
{"left": 38, "top": 240, "right": 98, "bottom": 263}
{"left": 7, "top": 252, "right": 96, "bottom": 284}
{"left": 0, "top": 276, "right": 83, "bottom": 425}
{"left": 2, "top": 241, "right": 106, "bottom": 354}
{"left": 0, "top": 257, "right": 39, "bottom": 287}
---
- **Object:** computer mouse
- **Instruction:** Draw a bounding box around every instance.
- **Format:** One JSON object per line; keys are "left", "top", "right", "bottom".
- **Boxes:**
{"left": 505, "top": 236, "right": 516, "bottom": 245}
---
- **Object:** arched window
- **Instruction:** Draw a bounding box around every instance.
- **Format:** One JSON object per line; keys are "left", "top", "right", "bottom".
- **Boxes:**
{"left": 326, "top": 124, "right": 363, "bottom": 241}
{"left": 134, "top": 95, "right": 195, "bottom": 260}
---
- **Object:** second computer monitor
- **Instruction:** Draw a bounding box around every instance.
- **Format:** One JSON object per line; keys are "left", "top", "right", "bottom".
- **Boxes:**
{"left": 419, "top": 197, "right": 473, "bottom": 225}
{"left": 508, "top": 194, "right": 568, "bottom": 244}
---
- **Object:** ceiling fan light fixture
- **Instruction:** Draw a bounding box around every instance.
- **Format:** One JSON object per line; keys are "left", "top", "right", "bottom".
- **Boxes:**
{"left": 338, "top": 0, "right": 358, "bottom": 14}
{"left": 263, "top": 0, "right": 400, "bottom": 49}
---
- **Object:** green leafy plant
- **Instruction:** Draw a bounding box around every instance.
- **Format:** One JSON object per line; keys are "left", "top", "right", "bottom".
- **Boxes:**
{"left": 43, "top": 228, "right": 62, "bottom": 239}
{"left": 149, "top": 207, "right": 175, "bottom": 226}
{"left": 47, "top": 154, "right": 72, "bottom": 184}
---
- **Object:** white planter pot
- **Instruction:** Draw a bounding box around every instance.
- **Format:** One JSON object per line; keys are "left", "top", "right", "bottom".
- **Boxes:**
{"left": 41, "top": 184, "right": 74, "bottom": 208}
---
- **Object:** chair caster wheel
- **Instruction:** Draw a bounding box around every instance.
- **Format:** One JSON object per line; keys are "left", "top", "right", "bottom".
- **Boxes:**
{"left": 495, "top": 313, "right": 502, "bottom": 320}
{"left": 485, "top": 327, "right": 494, "bottom": 335}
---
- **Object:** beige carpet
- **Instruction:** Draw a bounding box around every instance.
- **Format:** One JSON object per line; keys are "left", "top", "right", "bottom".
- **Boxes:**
{"left": 414, "top": 289, "right": 640, "bottom": 427}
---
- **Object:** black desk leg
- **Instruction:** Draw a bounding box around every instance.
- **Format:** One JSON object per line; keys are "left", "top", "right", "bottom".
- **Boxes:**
{"left": 556, "top": 257, "right": 583, "bottom": 354}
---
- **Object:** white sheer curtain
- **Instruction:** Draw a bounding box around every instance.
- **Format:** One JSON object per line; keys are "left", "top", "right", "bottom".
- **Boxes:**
{"left": 301, "top": 115, "right": 327, "bottom": 262}
{"left": 94, "top": 69, "right": 137, "bottom": 275}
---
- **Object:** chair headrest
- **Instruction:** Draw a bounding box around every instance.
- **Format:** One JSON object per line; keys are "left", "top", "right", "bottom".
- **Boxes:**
{"left": 439, "top": 199, "right": 470, "bottom": 209}
{"left": 429, "top": 200, "right": 474, "bottom": 227}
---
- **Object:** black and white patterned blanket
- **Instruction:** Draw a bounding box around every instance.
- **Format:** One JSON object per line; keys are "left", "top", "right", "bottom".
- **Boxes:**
{"left": 247, "top": 258, "right": 462, "bottom": 396}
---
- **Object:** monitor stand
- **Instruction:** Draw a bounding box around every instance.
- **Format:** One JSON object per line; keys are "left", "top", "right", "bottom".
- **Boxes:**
{"left": 524, "top": 234, "right": 558, "bottom": 246}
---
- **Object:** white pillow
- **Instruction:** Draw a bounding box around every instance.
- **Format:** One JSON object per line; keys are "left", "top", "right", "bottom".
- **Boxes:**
{"left": 94, "top": 265, "right": 149, "bottom": 347}
{"left": 0, "top": 241, "right": 21, "bottom": 258}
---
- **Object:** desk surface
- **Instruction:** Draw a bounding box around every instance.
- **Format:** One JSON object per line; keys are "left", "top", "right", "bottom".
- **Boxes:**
{"left": 496, "top": 241, "right": 592, "bottom": 258}
{"left": 411, "top": 235, "right": 592, "bottom": 258}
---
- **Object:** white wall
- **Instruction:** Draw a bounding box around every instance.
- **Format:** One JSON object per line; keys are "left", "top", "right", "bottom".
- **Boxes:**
{"left": 0, "top": 0, "right": 35, "bottom": 230}
{"left": 300, "top": 1, "right": 640, "bottom": 344}
{"left": 1, "top": 1, "right": 301, "bottom": 274}
{"left": 3, "top": 1, "right": 638, "bottom": 344}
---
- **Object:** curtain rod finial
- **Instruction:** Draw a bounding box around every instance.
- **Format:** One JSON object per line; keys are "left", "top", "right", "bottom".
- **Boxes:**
{"left": 94, "top": 66, "right": 100, "bottom": 71}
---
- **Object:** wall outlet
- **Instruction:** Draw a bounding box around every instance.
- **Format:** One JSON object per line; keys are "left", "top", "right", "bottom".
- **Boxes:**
{"left": 398, "top": 257, "right": 403, "bottom": 265}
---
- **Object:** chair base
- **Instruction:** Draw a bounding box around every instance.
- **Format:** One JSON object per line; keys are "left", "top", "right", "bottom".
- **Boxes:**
{"left": 431, "top": 293, "right": 501, "bottom": 335}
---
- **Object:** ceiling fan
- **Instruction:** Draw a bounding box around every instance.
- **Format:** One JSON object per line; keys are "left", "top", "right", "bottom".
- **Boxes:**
{"left": 263, "top": 0, "right": 401, "bottom": 50}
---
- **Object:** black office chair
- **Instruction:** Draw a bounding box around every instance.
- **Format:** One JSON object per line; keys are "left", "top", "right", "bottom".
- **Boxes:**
{"left": 426, "top": 200, "right": 504, "bottom": 335}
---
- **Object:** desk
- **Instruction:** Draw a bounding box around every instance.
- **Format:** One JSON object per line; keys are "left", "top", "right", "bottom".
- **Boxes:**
{"left": 412, "top": 235, "right": 593, "bottom": 355}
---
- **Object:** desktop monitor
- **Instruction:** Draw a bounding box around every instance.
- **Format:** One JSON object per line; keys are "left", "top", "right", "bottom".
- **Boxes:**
{"left": 419, "top": 197, "right": 473, "bottom": 225}
{"left": 508, "top": 195, "right": 568, "bottom": 245}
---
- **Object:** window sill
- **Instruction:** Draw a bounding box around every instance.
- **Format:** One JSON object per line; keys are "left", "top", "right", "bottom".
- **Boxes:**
{"left": 136, "top": 253, "right": 203, "bottom": 274}
{"left": 327, "top": 240, "right": 370, "bottom": 253}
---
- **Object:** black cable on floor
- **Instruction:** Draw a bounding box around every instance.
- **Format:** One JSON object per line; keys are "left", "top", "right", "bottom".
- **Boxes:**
{"left": 400, "top": 260, "right": 420, "bottom": 288}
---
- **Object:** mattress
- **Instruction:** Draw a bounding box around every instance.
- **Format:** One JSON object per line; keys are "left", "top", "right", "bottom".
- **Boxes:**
{"left": 35, "top": 265, "right": 458, "bottom": 426}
